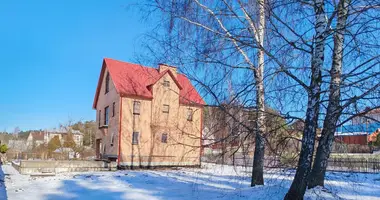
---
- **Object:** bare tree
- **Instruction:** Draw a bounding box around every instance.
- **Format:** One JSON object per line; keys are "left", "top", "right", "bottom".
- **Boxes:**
{"left": 138, "top": 0, "right": 380, "bottom": 199}
{"left": 139, "top": 0, "right": 271, "bottom": 185}
{"left": 284, "top": 0, "right": 327, "bottom": 199}
{"left": 309, "top": 0, "right": 380, "bottom": 188}
{"left": 308, "top": 0, "right": 351, "bottom": 188}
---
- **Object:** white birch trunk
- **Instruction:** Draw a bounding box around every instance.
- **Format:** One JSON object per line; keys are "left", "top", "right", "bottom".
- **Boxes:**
{"left": 309, "top": 0, "right": 350, "bottom": 188}
{"left": 251, "top": 0, "right": 267, "bottom": 186}
{"left": 284, "top": 0, "right": 326, "bottom": 199}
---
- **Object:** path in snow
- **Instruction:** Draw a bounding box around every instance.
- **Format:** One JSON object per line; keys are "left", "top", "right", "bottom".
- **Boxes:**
{"left": 1, "top": 163, "right": 380, "bottom": 200}
{"left": 0, "top": 164, "right": 7, "bottom": 200}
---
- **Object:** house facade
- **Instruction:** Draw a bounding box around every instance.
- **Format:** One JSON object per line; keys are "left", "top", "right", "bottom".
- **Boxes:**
{"left": 44, "top": 129, "right": 84, "bottom": 146}
{"left": 26, "top": 131, "right": 45, "bottom": 149}
{"left": 26, "top": 129, "right": 83, "bottom": 149}
{"left": 93, "top": 58, "right": 204, "bottom": 168}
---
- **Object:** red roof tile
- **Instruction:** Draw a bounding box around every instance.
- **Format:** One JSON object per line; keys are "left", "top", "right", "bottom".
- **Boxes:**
{"left": 93, "top": 58, "right": 205, "bottom": 108}
{"left": 30, "top": 131, "right": 44, "bottom": 141}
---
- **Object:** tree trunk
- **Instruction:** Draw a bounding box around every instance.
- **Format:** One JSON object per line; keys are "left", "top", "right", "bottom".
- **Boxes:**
{"left": 251, "top": 0, "right": 266, "bottom": 186}
{"left": 284, "top": 0, "right": 326, "bottom": 199}
{"left": 308, "top": 0, "right": 350, "bottom": 189}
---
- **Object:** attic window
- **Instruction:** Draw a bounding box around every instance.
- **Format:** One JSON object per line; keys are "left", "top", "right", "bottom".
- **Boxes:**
{"left": 133, "top": 101, "right": 141, "bottom": 115}
{"left": 163, "top": 104, "right": 170, "bottom": 113}
{"left": 187, "top": 108, "right": 193, "bottom": 121}
{"left": 163, "top": 80, "right": 170, "bottom": 87}
{"left": 105, "top": 72, "right": 110, "bottom": 94}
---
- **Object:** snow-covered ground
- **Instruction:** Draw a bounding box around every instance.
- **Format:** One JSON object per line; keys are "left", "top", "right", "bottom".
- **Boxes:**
{"left": 1, "top": 163, "right": 380, "bottom": 200}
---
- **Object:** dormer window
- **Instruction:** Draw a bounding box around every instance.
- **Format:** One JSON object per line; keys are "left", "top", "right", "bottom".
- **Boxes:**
{"left": 163, "top": 80, "right": 170, "bottom": 87}
{"left": 105, "top": 72, "right": 110, "bottom": 94}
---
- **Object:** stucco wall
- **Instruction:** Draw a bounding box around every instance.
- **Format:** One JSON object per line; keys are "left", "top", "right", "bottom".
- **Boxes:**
{"left": 95, "top": 68, "right": 120, "bottom": 157}
{"left": 119, "top": 72, "right": 201, "bottom": 167}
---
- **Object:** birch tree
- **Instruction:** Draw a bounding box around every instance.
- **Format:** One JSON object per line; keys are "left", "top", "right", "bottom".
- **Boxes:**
{"left": 308, "top": 0, "right": 351, "bottom": 188}
{"left": 251, "top": 0, "right": 267, "bottom": 186}
{"left": 309, "top": 0, "right": 380, "bottom": 188}
{"left": 284, "top": 0, "right": 327, "bottom": 199}
{"left": 140, "top": 0, "right": 269, "bottom": 185}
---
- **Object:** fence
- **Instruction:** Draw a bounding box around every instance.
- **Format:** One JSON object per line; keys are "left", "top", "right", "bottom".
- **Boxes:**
{"left": 202, "top": 152, "right": 380, "bottom": 173}
{"left": 7, "top": 152, "right": 70, "bottom": 160}
{"left": 327, "top": 157, "right": 380, "bottom": 173}
{"left": 6, "top": 151, "right": 95, "bottom": 161}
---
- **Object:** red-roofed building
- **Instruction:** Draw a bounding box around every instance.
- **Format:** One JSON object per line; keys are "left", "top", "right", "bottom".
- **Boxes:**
{"left": 93, "top": 58, "right": 204, "bottom": 168}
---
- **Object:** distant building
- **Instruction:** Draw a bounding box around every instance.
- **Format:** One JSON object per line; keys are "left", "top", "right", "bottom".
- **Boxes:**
{"left": 335, "top": 109, "right": 380, "bottom": 145}
{"left": 352, "top": 108, "right": 380, "bottom": 125}
{"left": 26, "top": 128, "right": 84, "bottom": 149}
{"left": 45, "top": 128, "right": 83, "bottom": 146}
{"left": 26, "top": 131, "right": 45, "bottom": 149}
{"left": 93, "top": 58, "right": 204, "bottom": 168}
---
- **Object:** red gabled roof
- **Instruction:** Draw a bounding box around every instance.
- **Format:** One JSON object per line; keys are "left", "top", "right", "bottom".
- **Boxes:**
{"left": 93, "top": 58, "right": 205, "bottom": 109}
{"left": 30, "top": 131, "right": 44, "bottom": 141}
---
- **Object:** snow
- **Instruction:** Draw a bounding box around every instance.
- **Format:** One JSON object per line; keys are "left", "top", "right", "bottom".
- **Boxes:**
{"left": 1, "top": 163, "right": 380, "bottom": 200}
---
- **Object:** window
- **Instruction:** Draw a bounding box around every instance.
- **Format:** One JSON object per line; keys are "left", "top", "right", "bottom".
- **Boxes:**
{"left": 133, "top": 101, "right": 141, "bottom": 115}
{"left": 105, "top": 72, "right": 110, "bottom": 94}
{"left": 112, "top": 102, "right": 116, "bottom": 117}
{"left": 161, "top": 133, "right": 168, "bottom": 143}
{"left": 104, "top": 106, "right": 109, "bottom": 126}
{"left": 132, "top": 132, "right": 139, "bottom": 145}
{"left": 163, "top": 104, "right": 169, "bottom": 113}
{"left": 187, "top": 108, "right": 193, "bottom": 121}
{"left": 110, "top": 133, "right": 115, "bottom": 146}
{"left": 98, "top": 110, "right": 101, "bottom": 127}
{"left": 163, "top": 80, "right": 170, "bottom": 87}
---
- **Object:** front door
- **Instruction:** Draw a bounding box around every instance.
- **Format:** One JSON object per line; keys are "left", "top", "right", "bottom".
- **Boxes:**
{"left": 96, "top": 139, "right": 102, "bottom": 159}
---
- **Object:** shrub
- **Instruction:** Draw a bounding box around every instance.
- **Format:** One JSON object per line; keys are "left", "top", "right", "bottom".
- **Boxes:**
{"left": 0, "top": 144, "right": 8, "bottom": 153}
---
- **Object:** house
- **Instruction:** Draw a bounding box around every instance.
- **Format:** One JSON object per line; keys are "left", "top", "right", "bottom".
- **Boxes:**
{"left": 352, "top": 108, "right": 380, "bottom": 125}
{"left": 334, "top": 123, "right": 380, "bottom": 145}
{"left": 93, "top": 58, "right": 204, "bottom": 168}
{"left": 26, "top": 131, "right": 45, "bottom": 149}
{"left": 335, "top": 108, "right": 380, "bottom": 145}
{"left": 27, "top": 129, "right": 84, "bottom": 149}
{"left": 45, "top": 128, "right": 84, "bottom": 146}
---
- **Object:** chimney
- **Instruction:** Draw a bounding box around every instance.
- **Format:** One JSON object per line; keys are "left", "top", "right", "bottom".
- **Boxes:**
{"left": 158, "top": 63, "right": 177, "bottom": 76}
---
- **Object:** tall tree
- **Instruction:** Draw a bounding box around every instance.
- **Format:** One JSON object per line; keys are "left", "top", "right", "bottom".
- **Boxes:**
{"left": 308, "top": 0, "right": 350, "bottom": 188}
{"left": 251, "top": 0, "right": 267, "bottom": 186}
{"left": 309, "top": 0, "right": 380, "bottom": 188}
{"left": 141, "top": 0, "right": 269, "bottom": 185}
{"left": 284, "top": 0, "right": 327, "bottom": 199}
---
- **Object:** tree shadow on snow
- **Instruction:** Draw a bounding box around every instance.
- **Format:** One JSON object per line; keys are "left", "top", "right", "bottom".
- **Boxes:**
{"left": 43, "top": 170, "right": 264, "bottom": 200}
{"left": 44, "top": 180, "right": 126, "bottom": 200}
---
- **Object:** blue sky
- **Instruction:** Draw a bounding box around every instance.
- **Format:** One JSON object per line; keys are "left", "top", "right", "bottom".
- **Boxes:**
{"left": 0, "top": 0, "right": 150, "bottom": 132}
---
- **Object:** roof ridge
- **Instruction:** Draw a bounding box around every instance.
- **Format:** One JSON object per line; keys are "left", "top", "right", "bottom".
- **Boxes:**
{"left": 93, "top": 58, "right": 205, "bottom": 108}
